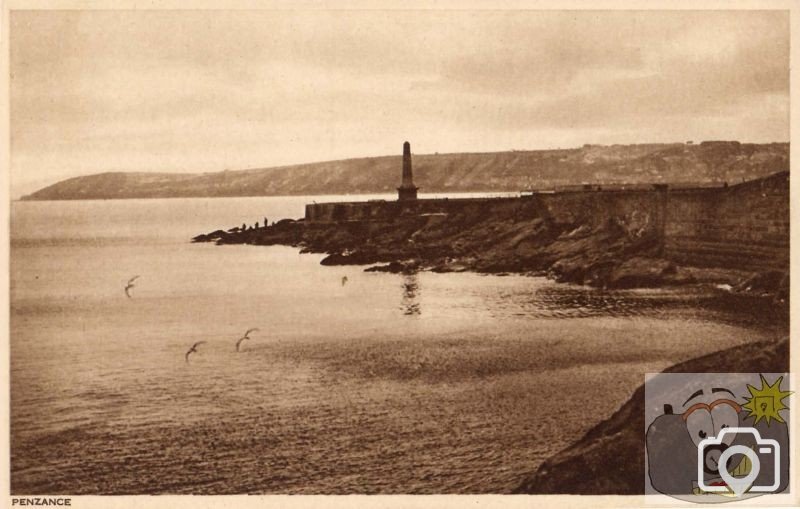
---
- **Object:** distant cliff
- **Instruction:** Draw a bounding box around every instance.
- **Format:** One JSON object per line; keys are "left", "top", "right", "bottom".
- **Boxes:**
{"left": 23, "top": 141, "right": 788, "bottom": 200}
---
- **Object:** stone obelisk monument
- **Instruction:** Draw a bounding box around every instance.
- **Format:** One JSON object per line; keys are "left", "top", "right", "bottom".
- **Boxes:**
{"left": 397, "top": 141, "right": 418, "bottom": 201}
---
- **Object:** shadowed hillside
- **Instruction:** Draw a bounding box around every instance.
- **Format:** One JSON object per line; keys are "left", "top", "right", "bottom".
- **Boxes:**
{"left": 23, "top": 141, "right": 788, "bottom": 200}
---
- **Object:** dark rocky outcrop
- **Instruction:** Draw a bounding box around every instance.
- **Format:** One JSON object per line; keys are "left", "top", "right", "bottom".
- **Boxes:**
{"left": 514, "top": 337, "right": 789, "bottom": 494}
{"left": 364, "top": 261, "right": 420, "bottom": 274}
{"left": 192, "top": 195, "right": 787, "bottom": 299}
{"left": 606, "top": 257, "right": 677, "bottom": 289}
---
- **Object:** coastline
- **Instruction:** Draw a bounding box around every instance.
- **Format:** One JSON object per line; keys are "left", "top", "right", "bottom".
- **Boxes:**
{"left": 514, "top": 336, "right": 789, "bottom": 494}
{"left": 192, "top": 195, "right": 788, "bottom": 302}
{"left": 189, "top": 169, "right": 789, "bottom": 494}
{"left": 190, "top": 212, "right": 789, "bottom": 494}
{"left": 10, "top": 194, "right": 789, "bottom": 494}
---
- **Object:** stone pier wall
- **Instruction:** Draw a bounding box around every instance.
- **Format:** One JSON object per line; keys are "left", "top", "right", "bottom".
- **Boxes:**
{"left": 305, "top": 197, "right": 521, "bottom": 222}
{"left": 304, "top": 171, "right": 789, "bottom": 272}
{"left": 664, "top": 172, "right": 789, "bottom": 270}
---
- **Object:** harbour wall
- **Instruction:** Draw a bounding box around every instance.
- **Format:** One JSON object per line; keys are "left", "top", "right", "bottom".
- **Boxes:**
{"left": 304, "top": 171, "right": 789, "bottom": 272}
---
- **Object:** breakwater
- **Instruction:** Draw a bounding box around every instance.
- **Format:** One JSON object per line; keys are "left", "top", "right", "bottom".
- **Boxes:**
{"left": 303, "top": 171, "right": 788, "bottom": 273}
{"left": 194, "top": 171, "right": 788, "bottom": 294}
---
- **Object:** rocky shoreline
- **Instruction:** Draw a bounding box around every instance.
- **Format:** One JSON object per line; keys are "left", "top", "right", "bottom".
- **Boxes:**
{"left": 193, "top": 205, "right": 790, "bottom": 495}
{"left": 514, "top": 337, "right": 789, "bottom": 494}
{"left": 193, "top": 207, "right": 788, "bottom": 301}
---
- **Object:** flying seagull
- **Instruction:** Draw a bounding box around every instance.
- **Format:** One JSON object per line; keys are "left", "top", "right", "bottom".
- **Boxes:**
{"left": 236, "top": 328, "right": 260, "bottom": 352}
{"left": 341, "top": 276, "right": 348, "bottom": 287}
{"left": 124, "top": 275, "right": 140, "bottom": 298}
{"left": 185, "top": 341, "right": 207, "bottom": 363}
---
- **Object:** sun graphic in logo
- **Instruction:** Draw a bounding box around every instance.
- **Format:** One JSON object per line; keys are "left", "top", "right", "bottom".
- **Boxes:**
{"left": 742, "top": 374, "right": 792, "bottom": 425}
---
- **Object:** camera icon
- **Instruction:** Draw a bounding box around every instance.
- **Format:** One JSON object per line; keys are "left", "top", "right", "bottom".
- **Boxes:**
{"left": 697, "top": 427, "right": 780, "bottom": 496}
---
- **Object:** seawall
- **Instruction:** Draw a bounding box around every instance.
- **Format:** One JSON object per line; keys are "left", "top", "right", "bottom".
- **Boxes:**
{"left": 303, "top": 171, "right": 788, "bottom": 273}
{"left": 664, "top": 173, "right": 789, "bottom": 270}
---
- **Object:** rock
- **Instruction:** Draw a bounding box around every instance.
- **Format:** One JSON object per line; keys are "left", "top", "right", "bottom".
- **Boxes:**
{"left": 733, "top": 270, "right": 788, "bottom": 299}
{"left": 191, "top": 200, "right": 781, "bottom": 296}
{"left": 514, "top": 337, "right": 789, "bottom": 495}
{"left": 191, "top": 229, "right": 227, "bottom": 243}
{"left": 606, "top": 257, "right": 676, "bottom": 289}
{"left": 364, "top": 261, "right": 419, "bottom": 274}
{"left": 320, "top": 250, "right": 384, "bottom": 266}
{"left": 365, "top": 261, "right": 404, "bottom": 273}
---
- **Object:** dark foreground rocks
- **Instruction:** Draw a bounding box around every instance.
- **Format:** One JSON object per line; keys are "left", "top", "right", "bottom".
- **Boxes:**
{"left": 514, "top": 337, "right": 789, "bottom": 494}
{"left": 193, "top": 205, "right": 787, "bottom": 299}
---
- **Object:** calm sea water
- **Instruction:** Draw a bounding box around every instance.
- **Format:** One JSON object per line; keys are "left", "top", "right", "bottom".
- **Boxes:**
{"left": 9, "top": 195, "right": 786, "bottom": 494}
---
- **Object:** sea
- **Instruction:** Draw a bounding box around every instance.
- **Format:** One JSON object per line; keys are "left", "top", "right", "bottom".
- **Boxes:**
{"left": 9, "top": 195, "right": 787, "bottom": 494}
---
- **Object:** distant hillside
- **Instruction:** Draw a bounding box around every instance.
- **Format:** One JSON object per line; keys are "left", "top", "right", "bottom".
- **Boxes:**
{"left": 23, "top": 141, "right": 789, "bottom": 200}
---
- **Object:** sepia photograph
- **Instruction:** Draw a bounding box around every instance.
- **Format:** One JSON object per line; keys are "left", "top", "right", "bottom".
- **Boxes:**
{"left": 3, "top": 1, "right": 797, "bottom": 507}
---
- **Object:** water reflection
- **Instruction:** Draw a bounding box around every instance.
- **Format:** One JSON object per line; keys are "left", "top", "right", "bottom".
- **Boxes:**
{"left": 483, "top": 281, "right": 787, "bottom": 331}
{"left": 401, "top": 273, "right": 421, "bottom": 316}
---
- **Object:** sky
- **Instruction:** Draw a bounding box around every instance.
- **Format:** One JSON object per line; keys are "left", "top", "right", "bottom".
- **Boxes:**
{"left": 9, "top": 9, "right": 790, "bottom": 197}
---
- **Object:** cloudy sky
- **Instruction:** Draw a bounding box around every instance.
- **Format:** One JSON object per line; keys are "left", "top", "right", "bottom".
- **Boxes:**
{"left": 10, "top": 9, "right": 790, "bottom": 196}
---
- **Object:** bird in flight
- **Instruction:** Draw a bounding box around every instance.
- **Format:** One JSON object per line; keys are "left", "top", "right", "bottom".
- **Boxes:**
{"left": 124, "top": 276, "right": 140, "bottom": 298}
{"left": 236, "top": 328, "right": 260, "bottom": 352}
{"left": 341, "top": 276, "right": 348, "bottom": 287}
{"left": 185, "top": 341, "right": 207, "bottom": 363}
